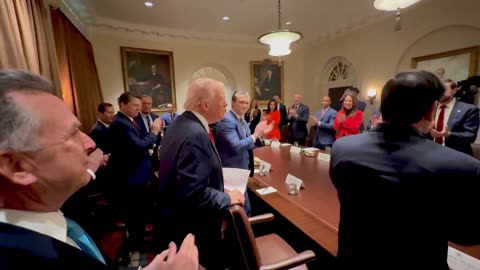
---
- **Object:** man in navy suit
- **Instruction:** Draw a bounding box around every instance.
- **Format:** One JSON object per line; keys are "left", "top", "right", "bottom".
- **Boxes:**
{"left": 89, "top": 103, "right": 115, "bottom": 153}
{"left": 330, "top": 71, "right": 480, "bottom": 270}
{"left": 108, "top": 92, "right": 162, "bottom": 250}
{"left": 310, "top": 96, "right": 337, "bottom": 150}
{"left": 135, "top": 95, "right": 163, "bottom": 171}
{"left": 216, "top": 91, "right": 273, "bottom": 216}
{"left": 286, "top": 94, "right": 310, "bottom": 146}
{"left": 430, "top": 79, "right": 479, "bottom": 156}
{"left": 156, "top": 78, "right": 245, "bottom": 270}
{"left": 0, "top": 70, "right": 198, "bottom": 270}
{"left": 160, "top": 103, "right": 180, "bottom": 129}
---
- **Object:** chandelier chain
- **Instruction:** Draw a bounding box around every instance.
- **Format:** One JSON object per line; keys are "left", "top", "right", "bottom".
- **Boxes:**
{"left": 277, "top": 0, "right": 281, "bottom": 30}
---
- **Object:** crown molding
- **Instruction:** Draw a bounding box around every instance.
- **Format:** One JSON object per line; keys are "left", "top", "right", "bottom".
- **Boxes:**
{"left": 90, "top": 16, "right": 262, "bottom": 46}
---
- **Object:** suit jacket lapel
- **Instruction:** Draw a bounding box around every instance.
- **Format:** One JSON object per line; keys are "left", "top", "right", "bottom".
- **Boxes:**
{"left": 447, "top": 101, "right": 461, "bottom": 129}
{"left": 185, "top": 111, "right": 223, "bottom": 169}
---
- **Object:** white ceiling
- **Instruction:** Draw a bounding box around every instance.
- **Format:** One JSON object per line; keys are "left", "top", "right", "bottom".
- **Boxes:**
{"left": 67, "top": 0, "right": 427, "bottom": 43}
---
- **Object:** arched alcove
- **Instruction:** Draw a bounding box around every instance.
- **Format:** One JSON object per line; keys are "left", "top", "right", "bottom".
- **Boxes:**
{"left": 190, "top": 64, "right": 236, "bottom": 110}
{"left": 321, "top": 56, "right": 357, "bottom": 107}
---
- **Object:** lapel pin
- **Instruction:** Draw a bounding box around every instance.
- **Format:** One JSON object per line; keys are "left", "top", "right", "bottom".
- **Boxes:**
{"left": 457, "top": 110, "right": 461, "bottom": 113}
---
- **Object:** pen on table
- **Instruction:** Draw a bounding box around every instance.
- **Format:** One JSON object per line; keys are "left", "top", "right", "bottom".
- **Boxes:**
{"left": 260, "top": 187, "right": 269, "bottom": 194}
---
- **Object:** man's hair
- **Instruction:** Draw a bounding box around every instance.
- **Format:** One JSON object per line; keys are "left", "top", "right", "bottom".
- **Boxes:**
{"left": 444, "top": 78, "right": 458, "bottom": 89}
{"left": 0, "top": 70, "right": 54, "bottom": 152}
{"left": 97, "top": 103, "right": 113, "bottom": 113}
{"left": 118, "top": 92, "right": 140, "bottom": 106}
{"left": 381, "top": 70, "right": 445, "bottom": 124}
{"left": 184, "top": 78, "right": 224, "bottom": 111}
{"left": 231, "top": 91, "right": 249, "bottom": 102}
{"left": 350, "top": 87, "right": 360, "bottom": 94}
{"left": 141, "top": 95, "right": 152, "bottom": 100}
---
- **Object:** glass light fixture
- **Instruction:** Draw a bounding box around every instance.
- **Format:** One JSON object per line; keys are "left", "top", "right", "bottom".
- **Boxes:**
{"left": 258, "top": 0, "right": 302, "bottom": 57}
{"left": 374, "top": 0, "right": 421, "bottom": 31}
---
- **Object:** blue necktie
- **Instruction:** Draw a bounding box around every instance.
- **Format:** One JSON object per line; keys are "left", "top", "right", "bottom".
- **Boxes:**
{"left": 239, "top": 118, "right": 247, "bottom": 137}
{"left": 66, "top": 218, "right": 106, "bottom": 264}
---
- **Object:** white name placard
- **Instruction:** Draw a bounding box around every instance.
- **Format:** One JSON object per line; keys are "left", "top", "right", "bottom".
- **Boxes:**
{"left": 285, "top": 174, "right": 304, "bottom": 191}
{"left": 259, "top": 160, "right": 271, "bottom": 173}
{"left": 317, "top": 152, "right": 331, "bottom": 162}
{"left": 271, "top": 141, "right": 281, "bottom": 148}
{"left": 290, "top": 146, "right": 302, "bottom": 153}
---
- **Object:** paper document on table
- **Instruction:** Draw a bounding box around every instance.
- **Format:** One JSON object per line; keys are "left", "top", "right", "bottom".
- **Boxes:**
{"left": 223, "top": 167, "right": 250, "bottom": 192}
{"left": 256, "top": 186, "right": 277, "bottom": 195}
{"left": 448, "top": 247, "right": 480, "bottom": 270}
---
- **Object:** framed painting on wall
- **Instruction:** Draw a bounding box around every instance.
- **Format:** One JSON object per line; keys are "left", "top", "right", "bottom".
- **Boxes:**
{"left": 121, "top": 47, "right": 176, "bottom": 111}
{"left": 250, "top": 61, "right": 284, "bottom": 104}
{"left": 411, "top": 46, "right": 478, "bottom": 83}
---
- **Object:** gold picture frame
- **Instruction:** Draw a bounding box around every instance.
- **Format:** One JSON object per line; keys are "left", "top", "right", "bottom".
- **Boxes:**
{"left": 250, "top": 61, "right": 284, "bottom": 105}
{"left": 411, "top": 46, "right": 478, "bottom": 82}
{"left": 121, "top": 47, "right": 176, "bottom": 112}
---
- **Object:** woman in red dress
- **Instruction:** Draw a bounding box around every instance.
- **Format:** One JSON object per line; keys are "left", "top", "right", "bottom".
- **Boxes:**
{"left": 264, "top": 99, "right": 281, "bottom": 140}
{"left": 333, "top": 94, "right": 363, "bottom": 139}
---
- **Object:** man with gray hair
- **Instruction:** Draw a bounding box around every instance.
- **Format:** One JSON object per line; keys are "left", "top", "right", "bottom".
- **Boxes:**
{"left": 216, "top": 91, "right": 273, "bottom": 216}
{"left": 0, "top": 70, "right": 198, "bottom": 270}
{"left": 156, "top": 78, "right": 245, "bottom": 270}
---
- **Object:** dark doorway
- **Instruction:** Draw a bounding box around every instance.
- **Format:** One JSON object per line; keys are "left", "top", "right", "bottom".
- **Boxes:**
{"left": 329, "top": 85, "right": 352, "bottom": 111}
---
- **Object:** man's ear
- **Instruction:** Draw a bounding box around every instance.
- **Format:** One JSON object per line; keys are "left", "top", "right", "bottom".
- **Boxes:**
{"left": 0, "top": 152, "right": 37, "bottom": 186}
{"left": 424, "top": 102, "right": 438, "bottom": 122}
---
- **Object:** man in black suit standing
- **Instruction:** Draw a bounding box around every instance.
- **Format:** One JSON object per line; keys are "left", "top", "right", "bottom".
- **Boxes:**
{"left": 330, "top": 71, "right": 480, "bottom": 270}
{"left": 156, "top": 78, "right": 245, "bottom": 270}
{"left": 0, "top": 70, "right": 198, "bottom": 270}
{"left": 286, "top": 94, "right": 310, "bottom": 146}
{"left": 89, "top": 103, "right": 115, "bottom": 153}
{"left": 273, "top": 95, "right": 287, "bottom": 130}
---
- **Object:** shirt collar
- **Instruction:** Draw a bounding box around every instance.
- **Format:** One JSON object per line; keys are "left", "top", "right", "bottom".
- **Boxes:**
{"left": 441, "top": 98, "right": 456, "bottom": 108}
{"left": 118, "top": 111, "right": 134, "bottom": 122}
{"left": 191, "top": 111, "right": 209, "bottom": 131}
{"left": 230, "top": 110, "right": 244, "bottom": 120}
{"left": 98, "top": 119, "right": 109, "bottom": 128}
{"left": 0, "top": 209, "right": 68, "bottom": 244}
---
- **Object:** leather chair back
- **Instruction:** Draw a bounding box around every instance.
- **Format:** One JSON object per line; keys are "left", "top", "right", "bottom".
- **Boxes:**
{"left": 306, "top": 126, "right": 316, "bottom": 147}
{"left": 280, "top": 125, "right": 291, "bottom": 142}
{"left": 224, "top": 205, "right": 262, "bottom": 270}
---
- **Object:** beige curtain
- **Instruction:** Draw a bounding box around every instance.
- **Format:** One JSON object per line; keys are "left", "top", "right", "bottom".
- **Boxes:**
{"left": 50, "top": 8, "right": 103, "bottom": 133}
{"left": 0, "top": 0, "right": 61, "bottom": 97}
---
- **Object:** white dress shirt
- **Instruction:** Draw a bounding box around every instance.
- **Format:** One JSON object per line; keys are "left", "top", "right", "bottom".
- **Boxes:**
{"left": 0, "top": 209, "right": 77, "bottom": 248}
{"left": 192, "top": 111, "right": 209, "bottom": 132}
{"left": 140, "top": 113, "right": 153, "bottom": 132}
{"left": 434, "top": 98, "right": 456, "bottom": 145}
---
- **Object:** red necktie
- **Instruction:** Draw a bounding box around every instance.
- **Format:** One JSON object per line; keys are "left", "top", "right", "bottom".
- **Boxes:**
{"left": 132, "top": 120, "right": 139, "bottom": 131}
{"left": 208, "top": 128, "right": 215, "bottom": 145}
{"left": 435, "top": 105, "right": 447, "bottom": 144}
